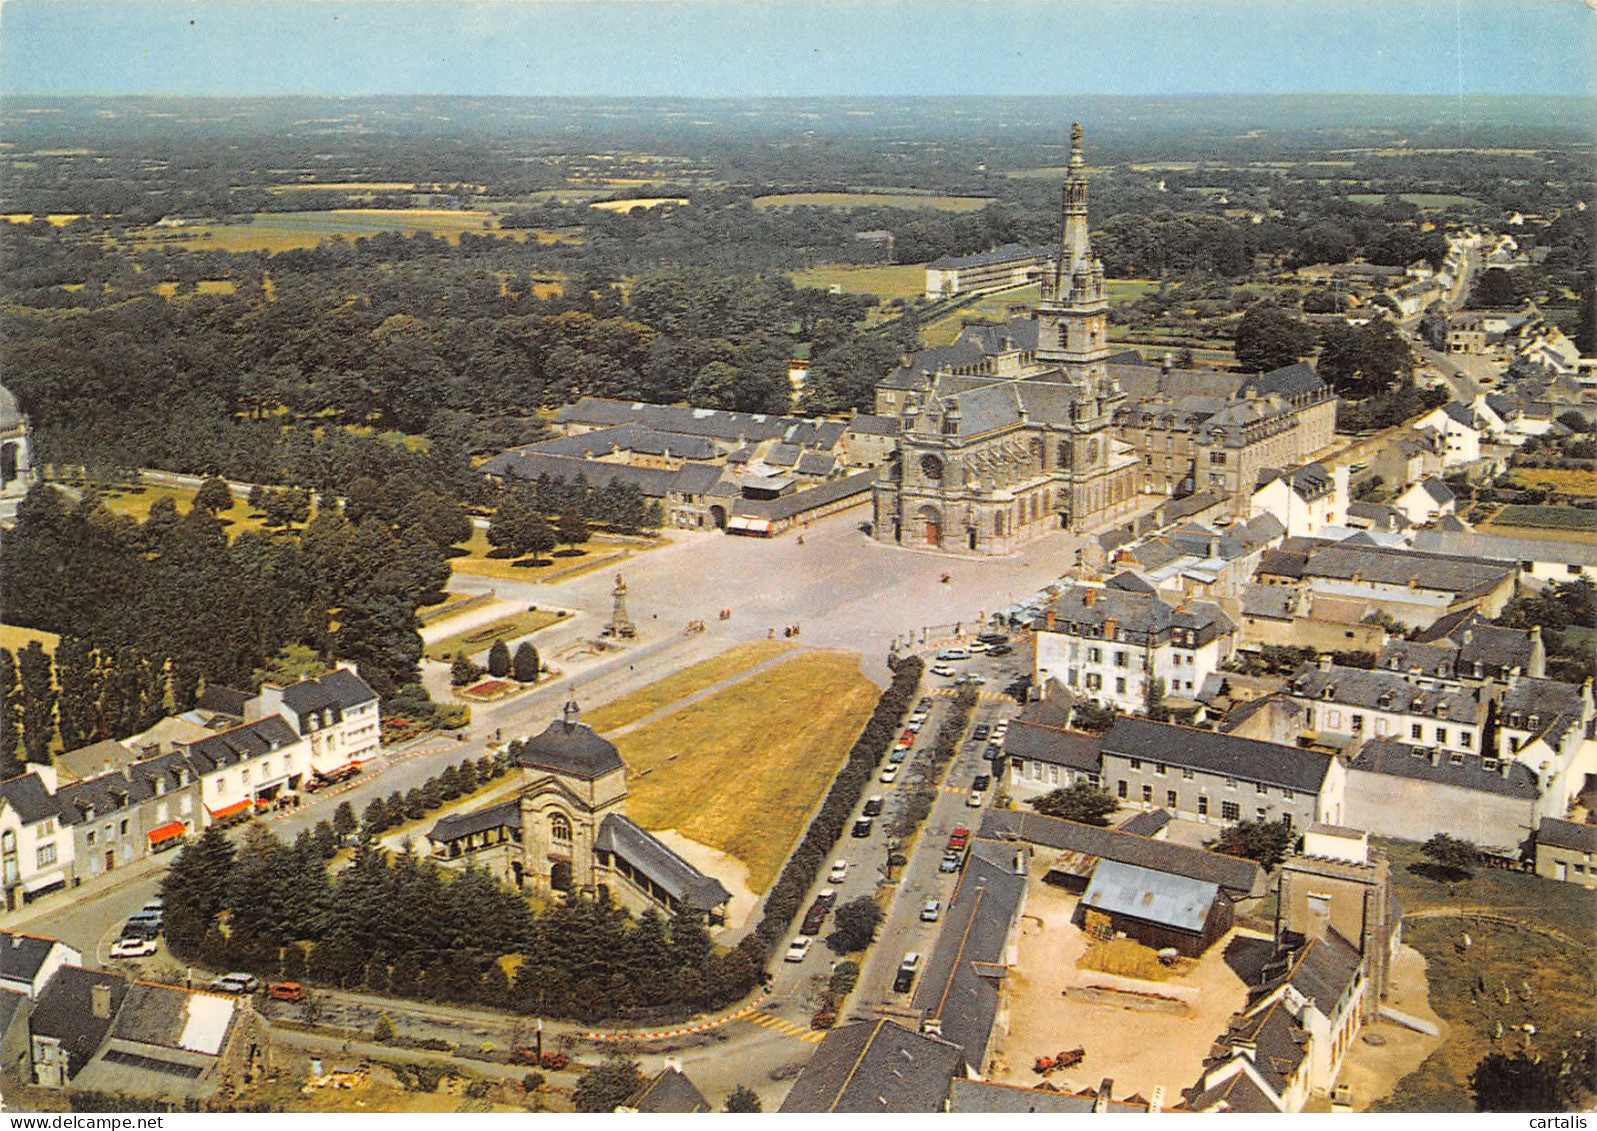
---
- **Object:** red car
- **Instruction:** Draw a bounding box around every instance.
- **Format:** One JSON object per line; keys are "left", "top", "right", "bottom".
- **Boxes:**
{"left": 947, "top": 827, "right": 971, "bottom": 851}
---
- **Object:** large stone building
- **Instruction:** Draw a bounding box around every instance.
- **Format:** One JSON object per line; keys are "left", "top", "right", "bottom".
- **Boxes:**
{"left": 426, "top": 701, "right": 731, "bottom": 921}
{"left": 871, "top": 125, "right": 1143, "bottom": 553}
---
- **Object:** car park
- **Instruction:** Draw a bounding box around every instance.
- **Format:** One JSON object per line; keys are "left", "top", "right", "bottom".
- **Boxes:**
{"left": 948, "top": 827, "right": 970, "bottom": 850}
{"left": 862, "top": 796, "right": 884, "bottom": 817}
{"left": 110, "top": 936, "right": 157, "bottom": 959}
{"left": 930, "top": 664, "right": 956, "bottom": 678}
{"left": 852, "top": 816, "right": 874, "bottom": 838}
{"left": 829, "top": 860, "right": 849, "bottom": 882}
{"left": 920, "top": 899, "right": 942, "bottom": 923}
{"left": 785, "top": 938, "right": 812, "bottom": 963}
{"left": 879, "top": 765, "right": 899, "bottom": 783}
{"left": 893, "top": 953, "right": 922, "bottom": 993}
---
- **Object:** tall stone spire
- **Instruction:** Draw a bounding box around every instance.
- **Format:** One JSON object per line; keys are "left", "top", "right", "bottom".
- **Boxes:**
{"left": 1057, "top": 122, "right": 1100, "bottom": 295}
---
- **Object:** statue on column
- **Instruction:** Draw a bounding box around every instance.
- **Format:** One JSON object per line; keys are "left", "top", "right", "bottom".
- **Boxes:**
{"left": 606, "top": 573, "right": 635, "bottom": 639}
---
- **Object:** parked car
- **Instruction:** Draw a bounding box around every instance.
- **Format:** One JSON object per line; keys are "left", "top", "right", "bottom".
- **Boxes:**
{"left": 968, "top": 641, "right": 990, "bottom": 653}
{"left": 862, "top": 796, "right": 884, "bottom": 817}
{"left": 889, "top": 747, "right": 909, "bottom": 764}
{"left": 930, "top": 664, "right": 956, "bottom": 678}
{"left": 110, "top": 936, "right": 157, "bottom": 959}
{"left": 972, "top": 773, "right": 991, "bottom": 791}
{"left": 977, "top": 632, "right": 1009, "bottom": 645}
{"left": 208, "top": 975, "right": 252, "bottom": 995}
{"left": 971, "top": 724, "right": 991, "bottom": 742}
{"left": 829, "top": 860, "right": 849, "bottom": 883}
{"left": 953, "top": 673, "right": 987, "bottom": 686}
{"left": 141, "top": 900, "right": 164, "bottom": 915}
{"left": 895, "top": 733, "right": 915, "bottom": 750}
{"left": 906, "top": 718, "right": 924, "bottom": 733}
{"left": 920, "top": 899, "right": 942, "bottom": 923}
{"left": 916, "top": 697, "right": 934, "bottom": 710}
{"left": 224, "top": 972, "right": 262, "bottom": 994}
{"left": 800, "top": 905, "right": 828, "bottom": 936}
{"left": 985, "top": 742, "right": 1003, "bottom": 759}
{"left": 814, "top": 888, "right": 838, "bottom": 910}
{"left": 267, "top": 982, "right": 306, "bottom": 1002}
{"left": 893, "top": 953, "right": 922, "bottom": 993}
{"left": 122, "top": 917, "right": 160, "bottom": 941}
{"left": 852, "top": 817, "right": 874, "bottom": 838}
{"left": 967, "top": 789, "right": 987, "bottom": 808}
{"left": 785, "top": 938, "right": 812, "bottom": 963}
{"left": 935, "top": 649, "right": 971, "bottom": 661}
{"left": 939, "top": 852, "right": 962, "bottom": 873}
{"left": 987, "top": 644, "right": 1013, "bottom": 657}
{"left": 879, "top": 765, "right": 899, "bottom": 783}
{"left": 948, "top": 827, "right": 971, "bottom": 850}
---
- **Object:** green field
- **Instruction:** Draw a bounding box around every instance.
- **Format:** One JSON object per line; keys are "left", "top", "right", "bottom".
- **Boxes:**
{"left": 1348, "top": 193, "right": 1482, "bottom": 209}
{"left": 788, "top": 262, "right": 927, "bottom": 301}
{"left": 1490, "top": 504, "right": 1597, "bottom": 532}
{"left": 754, "top": 191, "right": 991, "bottom": 212}
{"left": 132, "top": 209, "right": 563, "bottom": 253}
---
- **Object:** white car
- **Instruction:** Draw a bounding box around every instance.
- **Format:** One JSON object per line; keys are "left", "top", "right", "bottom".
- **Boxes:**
{"left": 785, "top": 937, "right": 812, "bottom": 963}
{"left": 880, "top": 765, "right": 899, "bottom": 783}
{"left": 930, "top": 664, "right": 956, "bottom": 677}
{"left": 935, "top": 649, "right": 971, "bottom": 661}
{"left": 906, "top": 718, "right": 924, "bottom": 733}
{"left": 110, "top": 936, "right": 158, "bottom": 959}
{"left": 966, "top": 789, "right": 987, "bottom": 808}
{"left": 829, "top": 860, "right": 849, "bottom": 883}
{"left": 967, "top": 641, "right": 990, "bottom": 653}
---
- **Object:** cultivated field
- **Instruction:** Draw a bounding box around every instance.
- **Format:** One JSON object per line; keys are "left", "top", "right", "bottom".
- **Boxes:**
{"left": 131, "top": 210, "right": 567, "bottom": 253}
{"left": 589, "top": 197, "right": 688, "bottom": 212}
{"left": 1348, "top": 193, "right": 1482, "bottom": 209}
{"left": 581, "top": 639, "right": 797, "bottom": 734}
{"left": 753, "top": 191, "right": 991, "bottom": 212}
{"left": 614, "top": 649, "right": 879, "bottom": 890}
{"left": 1507, "top": 468, "right": 1597, "bottom": 498}
{"left": 1488, "top": 503, "right": 1597, "bottom": 533}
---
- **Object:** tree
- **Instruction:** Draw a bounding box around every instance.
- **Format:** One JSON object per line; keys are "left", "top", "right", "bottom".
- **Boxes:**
{"left": 573, "top": 1055, "right": 645, "bottom": 1113}
{"left": 372, "top": 1014, "right": 396, "bottom": 1043}
{"left": 1209, "top": 819, "right": 1295, "bottom": 870}
{"left": 0, "top": 649, "right": 21, "bottom": 778}
{"left": 1233, "top": 303, "right": 1317, "bottom": 373}
{"left": 1030, "top": 782, "right": 1119, "bottom": 826}
{"left": 193, "top": 475, "right": 234, "bottom": 515}
{"left": 451, "top": 652, "right": 482, "bottom": 687}
{"left": 1470, "top": 1049, "right": 1590, "bottom": 1112}
{"left": 15, "top": 641, "right": 56, "bottom": 764}
{"left": 1469, "top": 267, "right": 1518, "bottom": 309}
{"left": 557, "top": 508, "right": 589, "bottom": 551}
{"left": 53, "top": 636, "right": 101, "bottom": 750}
{"left": 826, "top": 895, "right": 884, "bottom": 954}
{"left": 724, "top": 1085, "right": 762, "bottom": 1113}
{"left": 512, "top": 642, "right": 540, "bottom": 684}
{"left": 487, "top": 639, "right": 511, "bottom": 678}
{"left": 1316, "top": 318, "right": 1413, "bottom": 397}
{"left": 520, "top": 513, "right": 556, "bottom": 563}
{"left": 1421, "top": 832, "right": 1479, "bottom": 880}
{"left": 332, "top": 801, "right": 358, "bottom": 839}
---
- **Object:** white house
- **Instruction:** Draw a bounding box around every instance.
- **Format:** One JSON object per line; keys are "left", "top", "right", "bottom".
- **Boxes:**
{"left": 1249, "top": 463, "right": 1348, "bottom": 538}
{"left": 1393, "top": 477, "right": 1455, "bottom": 527}
{"left": 1034, "top": 573, "right": 1237, "bottom": 713}
{"left": 0, "top": 767, "right": 72, "bottom": 912}
{"left": 0, "top": 932, "right": 81, "bottom": 1000}
{"left": 1412, "top": 403, "right": 1485, "bottom": 467}
{"left": 246, "top": 664, "right": 380, "bottom": 781}
{"left": 181, "top": 716, "right": 311, "bottom": 824}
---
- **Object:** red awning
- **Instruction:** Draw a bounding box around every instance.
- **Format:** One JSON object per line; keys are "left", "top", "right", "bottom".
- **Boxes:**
{"left": 209, "top": 800, "right": 252, "bottom": 820}
{"left": 147, "top": 821, "right": 186, "bottom": 846}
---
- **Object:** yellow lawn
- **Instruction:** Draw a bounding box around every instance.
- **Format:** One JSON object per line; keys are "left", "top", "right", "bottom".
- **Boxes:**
{"left": 0, "top": 624, "right": 59, "bottom": 655}
{"left": 582, "top": 639, "right": 798, "bottom": 733}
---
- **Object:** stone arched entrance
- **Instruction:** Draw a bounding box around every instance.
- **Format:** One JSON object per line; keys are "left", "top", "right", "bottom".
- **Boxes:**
{"left": 914, "top": 504, "right": 942, "bottom": 547}
{"left": 549, "top": 859, "right": 573, "bottom": 893}
{"left": 0, "top": 441, "right": 18, "bottom": 487}
{"left": 709, "top": 504, "right": 728, "bottom": 530}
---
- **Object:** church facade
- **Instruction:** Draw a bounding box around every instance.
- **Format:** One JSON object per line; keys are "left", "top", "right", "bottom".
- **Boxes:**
{"left": 426, "top": 701, "right": 731, "bottom": 922}
{"left": 871, "top": 125, "right": 1142, "bottom": 555}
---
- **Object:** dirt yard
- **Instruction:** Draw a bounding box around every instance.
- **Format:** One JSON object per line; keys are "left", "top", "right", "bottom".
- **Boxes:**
{"left": 990, "top": 877, "right": 1258, "bottom": 1102}
{"left": 651, "top": 828, "right": 758, "bottom": 933}
{"left": 1332, "top": 943, "right": 1446, "bottom": 1111}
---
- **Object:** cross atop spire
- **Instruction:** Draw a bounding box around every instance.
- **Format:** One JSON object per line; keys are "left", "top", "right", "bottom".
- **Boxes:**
{"left": 1070, "top": 121, "right": 1085, "bottom": 165}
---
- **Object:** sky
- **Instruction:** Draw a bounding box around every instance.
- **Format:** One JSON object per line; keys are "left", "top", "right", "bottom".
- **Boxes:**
{"left": 1, "top": 0, "right": 1592, "bottom": 99}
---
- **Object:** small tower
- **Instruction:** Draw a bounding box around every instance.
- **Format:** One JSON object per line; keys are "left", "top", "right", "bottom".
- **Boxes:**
{"left": 608, "top": 572, "right": 635, "bottom": 639}
{"left": 561, "top": 696, "right": 581, "bottom": 731}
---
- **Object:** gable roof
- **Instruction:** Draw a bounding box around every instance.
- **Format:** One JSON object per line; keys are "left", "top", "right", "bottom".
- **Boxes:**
{"left": 0, "top": 931, "right": 68, "bottom": 986}
{"left": 29, "top": 966, "right": 128, "bottom": 1076}
{"left": 777, "top": 1019, "right": 966, "bottom": 1113}
{"left": 0, "top": 772, "right": 58, "bottom": 825}
{"left": 427, "top": 798, "right": 521, "bottom": 843}
{"left": 947, "top": 1079, "right": 1099, "bottom": 1113}
{"left": 1240, "top": 361, "right": 1325, "bottom": 401}
{"left": 1349, "top": 739, "right": 1539, "bottom": 801}
{"left": 278, "top": 667, "right": 377, "bottom": 717}
{"left": 1259, "top": 536, "right": 1517, "bottom": 598}
{"left": 1082, "top": 859, "right": 1221, "bottom": 934}
{"left": 1286, "top": 663, "right": 1488, "bottom": 726}
{"left": 595, "top": 814, "right": 732, "bottom": 911}
{"left": 184, "top": 716, "right": 302, "bottom": 774}
{"left": 625, "top": 1066, "right": 711, "bottom": 1113}
{"left": 1102, "top": 718, "right": 1334, "bottom": 794}
{"left": 978, "top": 810, "right": 1263, "bottom": 897}
{"left": 110, "top": 982, "right": 237, "bottom": 1056}
{"left": 1538, "top": 817, "right": 1597, "bottom": 854}
{"left": 1002, "top": 723, "right": 1101, "bottom": 772}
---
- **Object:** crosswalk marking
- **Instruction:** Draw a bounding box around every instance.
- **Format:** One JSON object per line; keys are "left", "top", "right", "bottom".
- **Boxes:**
{"left": 743, "top": 1011, "right": 827, "bottom": 1043}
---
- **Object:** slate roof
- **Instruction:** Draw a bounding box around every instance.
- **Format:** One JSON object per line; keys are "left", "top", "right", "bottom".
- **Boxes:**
{"left": 1258, "top": 537, "right": 1516, "bottom": 597}
{"left": 1185, "top": 1068, "right": 1282, "bottom": 1113}
{"left": 1118, "top": 808, "right": 1173, "bottom": 837}
{"left": 1208, "top": 997, "right": 1310, "bottom": 1099}
{"left": 110, "top": 983, "right": 237, "bottom": 1056}
{"left": 595, "top": 814, "right": 731, "bottom": 911}
{"left": 480, "top": 449, "right": 683, "bottom": 498}
{"left": 1347, "top": 740, "right": 1538, "bottom": 800}
{"left": 0, "top": 987, "right": 25, "bottom": 1039}
{"left": 927, "top": 243, "right": 1051, "bottom": 271}
{"left": 1497, "top": 676, "right": 1587, "bottom": 748}
{"left": 279, "top": 667, "right": 377, "bottom": 716}
{"left": 846, "top": 413, "right": 900, "bottom": 437}
{"left": 0, "top": 772, "right": 60, "bottom": 825}
{"left": 1286, "top": 663, "right": 1488, "bottom": 726}
{"left": 56, "top": 772, "right": 137, "bottom": 828}
{"left": 1003, "top": 722, "right": 1101, "bottom": 772}
{"left": 0, "top": 931, "right": 66, "bottom": 986}
{"left": 1240, "top": 361, "right": 1326, "bottom": 402}
{"left": 194, "top": 685, "right": 249, "bottom": 719}
{"left": 1240, "top": 583, "right": 1297, "bottom": 620}
{"left": 1412, "top": 529, "right": 1597, "bottom": 569}
{"left": 524, "top": 424, "right": 718, "bottom": 462}
{"left": 1102, "top": 718, "right": 1335, "bottom": 794}
{"left": 947, "top": 1079, "right": 1097, "bottom": 1113}
{"left": 1384, "top": 613, "right": 1538, "bottom": 679}
{"left": 764, "top": 442, "right": 801, "bottom": 468}
{"left": 514, "top": 716, "right": 624, "bottom": 781}
{"left": 910, "top": 850, "right": 1027, "bottom": 1070}
{"left": 1538, "top": 817, "right": 1597, "bottom": 854}
{"left": 777, "top": 1019, "right": 966, "bottom": 1112}
{"left": 978, "top": 811, "right": 1263, "bottom": 897}
{"left": 1038, "top": 583, "right": 1234, "bottom": 647}
{"left": 624, "top": 1066, "right": 710, "bottom": 1113}
{"left": 1276, "top": 929, "right": 1363, "bottom": 1013}
{"left": 427, "top": 798, "right": 522, "bottom": 843}
{"left": 731, "top": 469, "right": 876, "bottom": 521}
{"left": 1418, "top": 478, "right": 1455, "bottom": 504}
{"left": 796, "top": 450, "right": 838, "bottom": 477}
{"left": 184, "top": 716, "right": 302, "bottom": 775}
{"left": 1346, "top": 502, "right": 1411, "bottom": 531}
{"left": 552, "top": 398, "right": 845, "bottom": 448}
{"left": 29, "top": 966, "right": 128, "bottom": 1077}
{"left": 1082, "top": 859, "right": 1221, "bottom": 934}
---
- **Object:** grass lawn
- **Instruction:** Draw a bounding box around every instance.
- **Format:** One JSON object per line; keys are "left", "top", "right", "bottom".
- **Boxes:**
{"left": 787, "top": 262, "right": 927, "bottom": 302}
{"left": 448, "top": 525, "right": 654, "bottom": 584}
{"left": 132, "top": 209, "right": 536, "bottom": 254}
{"left": 615, "top": 649, "right": 880, "bottom": 891}
{"left": 95, "top": 483, "right": 293, "bottom": 537}
{"left": 1374, "top": 837, "right": 1597, "bottom": 1111}
{"left": 754, "top": 191, "right": 991, "bottom": 212}
{"left": 423, "top": 609, "right": 568, "bottom": 663}
{"left": 0, "top": 624, "right": 59, "bottom": 654}
{"left": 581, "top": 639, "right": 797, "bottom": 733}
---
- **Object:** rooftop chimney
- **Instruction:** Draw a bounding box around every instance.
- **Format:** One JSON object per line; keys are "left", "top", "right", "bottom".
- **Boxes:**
{"left": 1317, "top": 655, "right": 1333, "bottom": 672}
{"left": 92, "top": 983, "right": 113, "bottom": 1020}
{"left": 1084, "top": 588, "right": 1098, "bottom": 608}
{"left": 1045, "top": 608, "right": 1059, "bottom": 631}
{"left": 1094, "top": 1080, "right": 1115, "bottom": 1114}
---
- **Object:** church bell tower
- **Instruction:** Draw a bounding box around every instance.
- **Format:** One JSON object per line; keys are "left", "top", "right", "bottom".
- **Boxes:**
{"left": 1036, "top": 121, "right": 1111, "bottom": 390}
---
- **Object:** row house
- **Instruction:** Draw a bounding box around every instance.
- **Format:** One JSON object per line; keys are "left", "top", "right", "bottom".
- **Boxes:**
{"left": 182, "top": 716, "right": 310, "bottom": 825}
{"left": 1285, "top": 658, "right": 1488, "bottom": 755}
{"left": 0, "top": 769, "right": 71, "bottom": 911}
{"left": 1033, "top": 573, "right": 1237, "bottom": 712}
{"left": 1099, "top": 718, "right": 1345, "bottom": 829}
